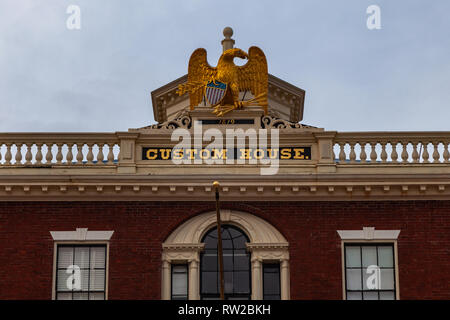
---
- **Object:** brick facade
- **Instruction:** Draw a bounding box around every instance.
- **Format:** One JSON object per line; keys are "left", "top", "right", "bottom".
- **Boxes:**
{"left": 0, "top": 201, "right": 449, "bottom": 299}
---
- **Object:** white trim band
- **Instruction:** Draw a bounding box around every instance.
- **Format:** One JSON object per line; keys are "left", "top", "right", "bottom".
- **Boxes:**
{"left": 337, "top": 227, "right": 400, "bottom": 240}
{"left": 50, "top": 228, "right": 114, "bottom": 241}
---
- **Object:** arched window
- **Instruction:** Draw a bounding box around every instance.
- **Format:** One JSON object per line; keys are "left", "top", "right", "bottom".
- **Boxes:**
{"left": 161, "top": 210, "right": 290, "bottom": 300}
{"left": 200, "top": 225, "right": 251, "bottom": 300}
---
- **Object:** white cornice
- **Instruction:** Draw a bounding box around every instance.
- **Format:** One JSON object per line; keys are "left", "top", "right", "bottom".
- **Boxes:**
{"left": 337, "top": 227, "right": 400, "bottom": 240}
{"left": 50, "top": 228, "right": 114, "bottom": 241}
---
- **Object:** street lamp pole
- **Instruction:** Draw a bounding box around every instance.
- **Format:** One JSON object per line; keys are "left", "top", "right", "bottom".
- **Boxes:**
{"left": 213, "top": 181, "right": 225, "bottom": 300}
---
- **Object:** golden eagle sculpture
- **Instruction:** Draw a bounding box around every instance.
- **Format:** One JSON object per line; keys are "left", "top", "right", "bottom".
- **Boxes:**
{"left": 176, "top": 47, "right": 268, "bottom": 116}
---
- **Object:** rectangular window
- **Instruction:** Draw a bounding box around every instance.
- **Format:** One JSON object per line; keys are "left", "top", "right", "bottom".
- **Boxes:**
{"left": 171, "top": 264, "right": 188, "bottom": 300}
{"left": 263, "top": 263, "right": 281, "bottom": 300}
{"left": 55, "top": 245, "right": 107, "bottom": 300}
{"left": 344, "top": 244, "right": 396, "bottom": 300}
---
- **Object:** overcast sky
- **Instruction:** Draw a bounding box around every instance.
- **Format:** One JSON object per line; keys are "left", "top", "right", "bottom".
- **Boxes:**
{"left": 0, "top": 0, "right": 449, "bottom": 132}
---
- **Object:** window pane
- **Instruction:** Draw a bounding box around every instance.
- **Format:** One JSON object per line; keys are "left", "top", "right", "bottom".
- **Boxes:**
{"left": 56, "top": 292, "right": 72, "bottom": 300}
{"left": 224, "top": 271, "right": 233, "bottom": 293}
{"left": 73, "top": 292, "right": 89, "bottom": 300}
{"left": 346, "top": 291, "right": 362, "bottom": 300}
{"left": 58, "top": 247, "right": 73, "bottom": 269}
{"left": 380, "top": 291, "right": 395, "bottom": 300}
{"left": 172, "top": 265, "right": 188, "bottom": 297}
{"left": 234, "top": 255, "right": 249, "bottom": 271}
{"left": 90, "top": 247, "right": 106, "bottom": 269}
{"left": 202, "top": 253, "right": 217, "bottom": 271}
{"left": 234, "top": 271, "right": 250, "bottom": 294}
{"left": 346, "top": 269, "right": 362, "bottom": 290}
{"left": 90, "top": 270, "right": 105, "bottom": 291}
{"left": 263, "top": 264, "right": 280, "bottom": 300}
{"left": 378, "top": 246, "right": 394, "bottom": 268}
{"left": 223, "top": 253, "right": 233, "bottom": 270}
{"left": 202, "top": 272, "right": 218, "bottom": 294}
{"left": 89, "top": 292, "right": 105, "bottom": 300}
{"left": 363, "top": 291, "right": 379, "bottom": 300}
{"left": 79, "top": 269, "right": 90, "bottom": 291}
{"left": 57, "top": 269, "right": 72, "bottom": 291}
{"left": 345, "top": 246, "right": 361, "bottom": 267}
{"left": 233, "top": 236, "right": 247, "bottom": 249}
{"left": 222, "top": 239, "right": 233, "bottom": 249}
{"left": 362, "top": 246, "right": 377, "bottom": 268}
{"left": 363, "top": 266, "right": 381, "bottom": 290}
{"left": 380, "top": 268, "right": 395, "bottom": 290}
{"left": 74, "top": 247, "right": 90, "bottom": 269}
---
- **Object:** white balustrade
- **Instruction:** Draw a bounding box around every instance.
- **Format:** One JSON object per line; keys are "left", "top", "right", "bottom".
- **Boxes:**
{"left": 0, "top": 134, "right": 120, "bottom": 166}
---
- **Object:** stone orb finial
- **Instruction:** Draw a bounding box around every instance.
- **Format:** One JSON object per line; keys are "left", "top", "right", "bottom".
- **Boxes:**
{"left": 221, "top": 27, "right": 235, "bottom": 52}
{"left": 223, "top": 27, "right": 233, "bottom": 39}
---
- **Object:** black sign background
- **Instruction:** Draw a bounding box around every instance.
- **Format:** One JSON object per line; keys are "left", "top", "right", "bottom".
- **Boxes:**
{"left": 142, "top": 147, "right": 311, "bottom": 161}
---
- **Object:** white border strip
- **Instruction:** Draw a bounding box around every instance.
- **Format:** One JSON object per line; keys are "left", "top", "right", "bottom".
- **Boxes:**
{"left": 337, "top": 227, "right": 400, "bottom": 240}
{"left": 50, "top": 228, "right": 114, "bottom": 241}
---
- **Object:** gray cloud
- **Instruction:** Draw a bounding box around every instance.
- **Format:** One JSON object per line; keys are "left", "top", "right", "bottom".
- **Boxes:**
{"left": 0, "top": 0, "right": 449, "bottom": 132}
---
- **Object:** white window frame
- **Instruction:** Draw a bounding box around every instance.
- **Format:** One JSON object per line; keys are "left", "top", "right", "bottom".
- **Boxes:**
{"left": 50, "top": 228, "right": 113, "bottom": 300}
{"left": 337, "top": 227, "right": 400, "bottom": 300}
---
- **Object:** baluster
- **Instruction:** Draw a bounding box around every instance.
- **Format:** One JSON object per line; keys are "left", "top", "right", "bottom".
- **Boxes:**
{"left": 401, "top": 142, "right": 408, "bottom": 162}
{"left": 97, "top": 143, "right": 105, "bottom": 165}
{"left": 66, "top": 143, "right": 74, "bottom": 165}
{"left": 422, "top": 142, "right": 429, "bottom": 163}
{"left": 15, "top": 143, "right": 23, "bottom": 165}
{"left": 331, "top": 144, "right": 336, "bottom": 162}
{"left": 117, "top": 144, "right": 121, "bottom": 162}
{"left": 421, "top": 142, "right": 428, "bottom": 163}
{"left": 391, "top": 142, "right": 398, "bottom": 162}
{"left": 444, "top": 142, "right": 450, "bottom": 163}
{"left": 76, "top": 143, "right": 84, "bottom": 165}
{"left": 411, "top": 142, "right": 419, "bottom": 163}
{"left": 46, "top": 143, "right": 54, "bottom": 164}
{"left": 86, "top": 143, "right": 94, "bottom": 164}
{"left": 432, "top": 142, "right": 440, "bottom": 163}
{"left": 380, "top": 142, "right": 388, "bottom": 163}
{"left": 349, "top": 142, "right": 356, "bottom": 163}
{"left": 5, "top": 144, "right": 12, "bottom": 165}
{"left": 25, "top": 143, "right": 33, "bottom": 165}
{"left": 0, "top": 144, "right": 2, "bottom": 164}
{"left": 35, "top": 143, "right": 43, "bottom": 165}
{"left": 55, "top": 143, "right": 63, "bottom": 164}
{"left": 370, "top": 142, "right": 377, "bottom": 163}
{"left": 338, "top": 143, "right": 346, "bottom": 163}
{"left": 359, "top": 142, "right": 367, "bottom": 163}
{"left": 107, "top": 144, "right": 115, "bottom": 164}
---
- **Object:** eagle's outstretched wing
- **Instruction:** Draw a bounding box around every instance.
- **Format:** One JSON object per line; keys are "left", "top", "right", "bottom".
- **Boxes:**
{"left": 237, "top": 46, "right": 268, "bottom": 113}
{"left": 184, "top": 48, "right": 217, "bottom": 110}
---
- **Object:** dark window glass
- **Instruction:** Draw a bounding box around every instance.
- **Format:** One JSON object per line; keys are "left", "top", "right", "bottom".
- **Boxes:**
{"left": 344, "top": 244, "right": 396, "bottom": 300}
{"left": 263, "top": 263, "right": 281, "bottom": 300}
{"left": 171, "top": 264, "right": 188, "bottom": 300}
{"left": 55, "top": 245, "right": 106, "bottom": 300}
{"left": 200, "top": 225, "right": 251, "bottom": 300}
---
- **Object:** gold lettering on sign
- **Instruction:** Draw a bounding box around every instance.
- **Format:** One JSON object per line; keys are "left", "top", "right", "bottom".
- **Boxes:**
{"left": 293, "top": 148, "right": 305, "bottom": 160}
{"left": 146, "top": 149, "right": 158, "bottom": 160}
{"left": 281, "top": 148, "right": 291, "bottom": 160}
{"left": 212, "top": 149, "right": 227, "bottom": 160}
{"left": 160, "top": 149, "right": 171, "bottom": 160}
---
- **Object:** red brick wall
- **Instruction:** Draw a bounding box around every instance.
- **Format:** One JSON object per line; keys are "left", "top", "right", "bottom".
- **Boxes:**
{"left": 0, "top": 201, "right": 448, "bottom": 299}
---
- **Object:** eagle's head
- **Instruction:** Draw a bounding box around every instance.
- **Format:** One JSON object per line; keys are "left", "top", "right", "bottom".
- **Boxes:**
{"left": 221, "top": 48, "right": 248, "bottom": 62}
